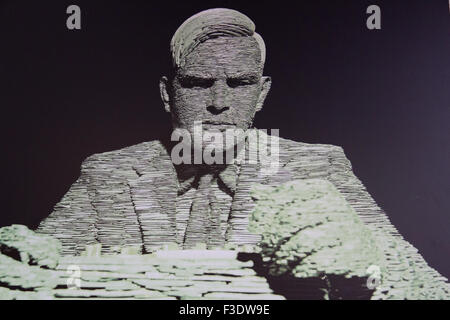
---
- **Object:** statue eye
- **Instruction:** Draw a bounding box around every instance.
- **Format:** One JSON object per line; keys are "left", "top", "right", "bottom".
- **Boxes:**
{"left": 227, "top": 78, "right": 256, "bottom": 88}
{"left": 179, "top": 76, "right": 214, "bottom": 88}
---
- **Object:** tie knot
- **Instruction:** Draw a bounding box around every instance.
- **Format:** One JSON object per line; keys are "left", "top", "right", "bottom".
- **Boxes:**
{"left": 197, "top": 172, "right": 216, "bottom": 189}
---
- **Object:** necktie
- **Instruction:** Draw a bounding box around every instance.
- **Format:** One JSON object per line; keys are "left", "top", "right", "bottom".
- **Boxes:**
{"left": 183, "top": 172, "right": 224, "bottom": 249}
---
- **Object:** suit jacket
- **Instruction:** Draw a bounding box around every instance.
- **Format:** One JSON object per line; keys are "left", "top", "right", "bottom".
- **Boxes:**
{"left": 38, "top": 132, "right": 365, "bottom": 253}
{"left": 36, "top": 132, "right": 449, "bottom": 297}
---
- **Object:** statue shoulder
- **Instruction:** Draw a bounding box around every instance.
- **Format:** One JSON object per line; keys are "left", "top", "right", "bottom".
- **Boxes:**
{"left": 80, "top": 140, "right": 164, "bottom": 173}
{"left": 274, "top": 136, "right": 353, "bottom": 178}
{"left": 276, "top": 135, "right": 346, "bottom": 159}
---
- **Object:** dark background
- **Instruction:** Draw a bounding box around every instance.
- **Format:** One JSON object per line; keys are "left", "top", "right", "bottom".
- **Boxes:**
{"left": 0, "top": 0, "right": 449, "bottom": 278}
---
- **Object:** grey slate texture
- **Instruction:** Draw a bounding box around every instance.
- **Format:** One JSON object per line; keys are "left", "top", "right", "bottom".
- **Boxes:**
{"left": 34, "top": 134, "right": 450, "bottom": 299}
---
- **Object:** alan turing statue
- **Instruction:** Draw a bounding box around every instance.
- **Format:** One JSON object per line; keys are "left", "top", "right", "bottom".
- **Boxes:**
{"left": 36, "top": 8, "right": 449, "bottom": 299}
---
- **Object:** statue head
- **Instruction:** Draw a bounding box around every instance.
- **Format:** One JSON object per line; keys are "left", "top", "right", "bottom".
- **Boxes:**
{"left": 160, "top": 8, "right": 272, "bottom": 153}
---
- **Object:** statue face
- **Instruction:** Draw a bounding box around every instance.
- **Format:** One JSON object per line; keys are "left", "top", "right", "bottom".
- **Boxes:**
{"left": 170, "top": 37, "right": 268, "bottom": 133}
{"left": 160, "top": 36, "right": 271, "bottom": 157}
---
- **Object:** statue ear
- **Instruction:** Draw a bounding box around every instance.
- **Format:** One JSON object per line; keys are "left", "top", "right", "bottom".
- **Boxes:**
{"left": 256, "top": 76, "right": 271, "bottom": 112}
{"left": 159, "top": 76, "right": 171, "bottom": 113}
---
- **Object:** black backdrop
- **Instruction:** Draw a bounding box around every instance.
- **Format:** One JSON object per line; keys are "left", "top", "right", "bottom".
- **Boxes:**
{"left": 1, "top": 0, "right": 449, "bottom": 278}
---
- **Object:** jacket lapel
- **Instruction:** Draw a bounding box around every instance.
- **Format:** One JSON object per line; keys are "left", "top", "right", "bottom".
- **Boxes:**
{"left": 225, "top": 131, "right": 294, "bottom": 246}
{"left": 226, "top": 161, "right": 263, "bottom": 245}
{"left": 128, "top": 142, "right": 178, "bottom": 252}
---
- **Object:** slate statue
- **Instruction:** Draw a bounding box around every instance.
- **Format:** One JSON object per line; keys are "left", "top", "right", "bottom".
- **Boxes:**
{"left": 36, "top": 8, "right": 449, "bottom": 299}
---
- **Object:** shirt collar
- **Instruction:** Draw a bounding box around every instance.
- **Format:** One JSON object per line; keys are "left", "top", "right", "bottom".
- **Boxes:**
{"left": 169, "top": 128, "right": 268, "bottom": 197}
{"left": 175, "top": 163, "right": 240, "bottom": 197}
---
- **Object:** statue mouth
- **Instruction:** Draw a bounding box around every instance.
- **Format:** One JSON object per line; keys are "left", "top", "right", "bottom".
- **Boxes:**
{"left": 202, "top": 121, "right": 235, "bottom": 125}
{"left": 201, "top": 121, "right": 236, "bottom": 131}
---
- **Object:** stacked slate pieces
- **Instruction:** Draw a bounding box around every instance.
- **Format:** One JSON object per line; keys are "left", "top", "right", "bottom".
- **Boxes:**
{"left": 249, "top": 179, "right": 450, "bottom": 300}
{"left": 35, "top": 172, "right": 100, "bottom": 255}
{"left": 324, "top": 146, "right": 450, "bottom": 300}
{"left": 0, "top": 254, "right": 58, "bottom": 299}
{"left": 249, "top": 179, "right": 382, "bottom": 299}
{"left": 0, "top": 224, "right": 61, "bottom": 269}
{"left": 35, "top": 133, "right": 450, "bottom": 299}
{"left": 0, "top": 249, "right": 284, "bottom": 300}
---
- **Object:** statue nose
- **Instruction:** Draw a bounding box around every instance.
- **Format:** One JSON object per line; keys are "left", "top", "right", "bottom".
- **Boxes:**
{"left": 207, "top": 105, "right": 229, "bottom": 115}
{"left": 208, "top": 80, "right": 230, "bottom": 115}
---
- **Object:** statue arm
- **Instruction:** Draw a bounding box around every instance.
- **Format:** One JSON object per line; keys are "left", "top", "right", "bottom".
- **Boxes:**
{"left": 327, "top": 146, "right": 450, "bottom": 299}
{"left": 36, "top": 157, "right": 99, "bottom": 255}
{"left": 327, "top": 145, "right": 400, "bottom": 236}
